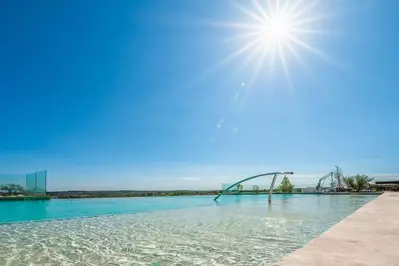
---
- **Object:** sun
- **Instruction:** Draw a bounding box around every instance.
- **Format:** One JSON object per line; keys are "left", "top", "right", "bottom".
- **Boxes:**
{"left": 258, "top": 15, "right": 291, "bottom": 54}
{"left": 262, "top": 15, "right": 290, "bottom": 43}
{"left": 210, "top": 0, "right": 332, "bottom": 84}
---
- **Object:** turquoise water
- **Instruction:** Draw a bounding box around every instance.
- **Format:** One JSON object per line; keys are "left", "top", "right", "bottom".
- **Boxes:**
{"left": 0, "top": 194, "right": 376, "bottom": 265}
{"left": 0, "top": 196, "right": 219, "bottom": 223}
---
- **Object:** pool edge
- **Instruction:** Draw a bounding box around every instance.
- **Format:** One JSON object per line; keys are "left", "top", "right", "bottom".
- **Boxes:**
{"left": 278, "top": 192, "right": 399, "bottom": 266}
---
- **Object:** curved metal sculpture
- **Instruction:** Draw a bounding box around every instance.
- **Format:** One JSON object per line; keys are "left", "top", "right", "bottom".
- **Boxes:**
{"left": 214, "top": 171, "right": 294, "bottom": 202}
{"left": 316, "top": 172, "right": 334, "bottom": 193}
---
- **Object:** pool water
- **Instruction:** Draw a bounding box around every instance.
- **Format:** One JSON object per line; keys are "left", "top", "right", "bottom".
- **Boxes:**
{"left": 0, "top": 194, "right": 376, "bottom": 265}
{"left": 0, "top": 196, "right": 219, "bottom": 223}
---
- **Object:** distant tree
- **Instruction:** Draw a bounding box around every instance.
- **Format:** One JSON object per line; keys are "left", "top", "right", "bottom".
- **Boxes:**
{"left": 252, "top": 185, "right": 259, "bottom": 192}
{"left": 0, "top": 184, "right": 26, "bottom": 195}
{"left": 0, "top": 185, "right": 6, "bottom": 194}
{"left": 237, "top": 184, "right": 243, "bottom": 192}
{"left": 343, "top": 175, "right": 374, "bottom": 192}
{"left": 276, "top": 176, "right": 294, "bottom": 193}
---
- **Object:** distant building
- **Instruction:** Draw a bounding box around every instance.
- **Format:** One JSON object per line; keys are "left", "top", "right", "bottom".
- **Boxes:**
{"left": 371, "top": 180, "right": 399, "bottom": 191}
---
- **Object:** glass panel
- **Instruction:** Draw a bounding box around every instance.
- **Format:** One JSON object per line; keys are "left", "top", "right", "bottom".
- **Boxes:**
{"left": 26, "top": 173, "right": 36, "bottom": 193}
{"left": 1, "top": 170, "right": 47, "bottom": 195}
{"left": 26, "top": 170, "right": 47, "bottom": 194}
{"left": 35, "top": 170, "right": 47, "bottom": 193}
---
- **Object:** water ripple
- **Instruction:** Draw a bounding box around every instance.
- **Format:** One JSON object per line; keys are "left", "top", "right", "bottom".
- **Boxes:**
{"left": 0, "top": 195, "right": 374, "bottom": 265}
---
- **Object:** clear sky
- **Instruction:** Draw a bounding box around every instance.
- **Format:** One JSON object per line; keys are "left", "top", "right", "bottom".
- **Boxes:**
{"left": 1, "top": 0, "right": 398, "bottom": 191}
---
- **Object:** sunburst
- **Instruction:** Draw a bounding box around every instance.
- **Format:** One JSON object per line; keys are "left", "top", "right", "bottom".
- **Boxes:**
{"left": 211, "top": 0, "right": 334, "bottom": 85}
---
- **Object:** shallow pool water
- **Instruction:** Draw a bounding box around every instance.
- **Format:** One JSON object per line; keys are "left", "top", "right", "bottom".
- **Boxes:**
{"left": 0, "top": 194, "right": 375, "bottom": 265}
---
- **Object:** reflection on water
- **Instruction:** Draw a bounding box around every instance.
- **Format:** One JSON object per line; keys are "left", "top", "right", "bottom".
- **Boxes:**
{"left": 0, "top": 195, "right": 375, "bottom": 266}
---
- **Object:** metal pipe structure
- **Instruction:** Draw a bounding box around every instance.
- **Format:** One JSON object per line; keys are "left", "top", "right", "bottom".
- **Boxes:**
{"left": 316, "top": 172, "right": 334, "bottom": 193}
{"left": 268, "top": 174, "right": 278, "bottom": 203}
{"left": 213, "top": 171, "right": 294, "bottom": 201}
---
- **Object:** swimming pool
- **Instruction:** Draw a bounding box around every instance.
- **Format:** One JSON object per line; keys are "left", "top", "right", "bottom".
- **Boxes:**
{"left": 0, "top": 194, "right": 376, "bottom": 265}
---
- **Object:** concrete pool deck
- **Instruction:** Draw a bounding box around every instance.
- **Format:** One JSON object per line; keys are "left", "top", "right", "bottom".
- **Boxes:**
{"left": 279, "top": 192, "right": 399, "bottom": 266}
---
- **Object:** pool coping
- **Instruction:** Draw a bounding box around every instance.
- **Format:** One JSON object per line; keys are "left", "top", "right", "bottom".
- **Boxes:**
{"left": 278, "top": 192, "right": 399, "bottom": 266}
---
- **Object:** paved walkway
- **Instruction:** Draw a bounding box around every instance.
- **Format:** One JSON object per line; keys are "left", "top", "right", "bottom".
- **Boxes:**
{"left": 279, "top": 192, "right": 399, "bottom": 266}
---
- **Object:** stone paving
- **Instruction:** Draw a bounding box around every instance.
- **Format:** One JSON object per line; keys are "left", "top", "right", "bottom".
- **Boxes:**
{"left": 279, "top": 192, "right": 399, "bottom": 266}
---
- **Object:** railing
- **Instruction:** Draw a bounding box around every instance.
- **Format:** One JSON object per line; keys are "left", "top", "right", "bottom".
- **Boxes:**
{"left": 214, "top": 171, "right": 293, "bottom": 202}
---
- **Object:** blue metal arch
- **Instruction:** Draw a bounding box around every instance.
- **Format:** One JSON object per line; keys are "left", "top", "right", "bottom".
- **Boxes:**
{"left": 214, "top": 171, "right": 293, "bottom": 202}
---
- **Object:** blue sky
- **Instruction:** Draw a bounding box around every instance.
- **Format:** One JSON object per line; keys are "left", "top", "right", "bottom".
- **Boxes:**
{"left": 1, "top": 0, "right": 398, "bottom": 190}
